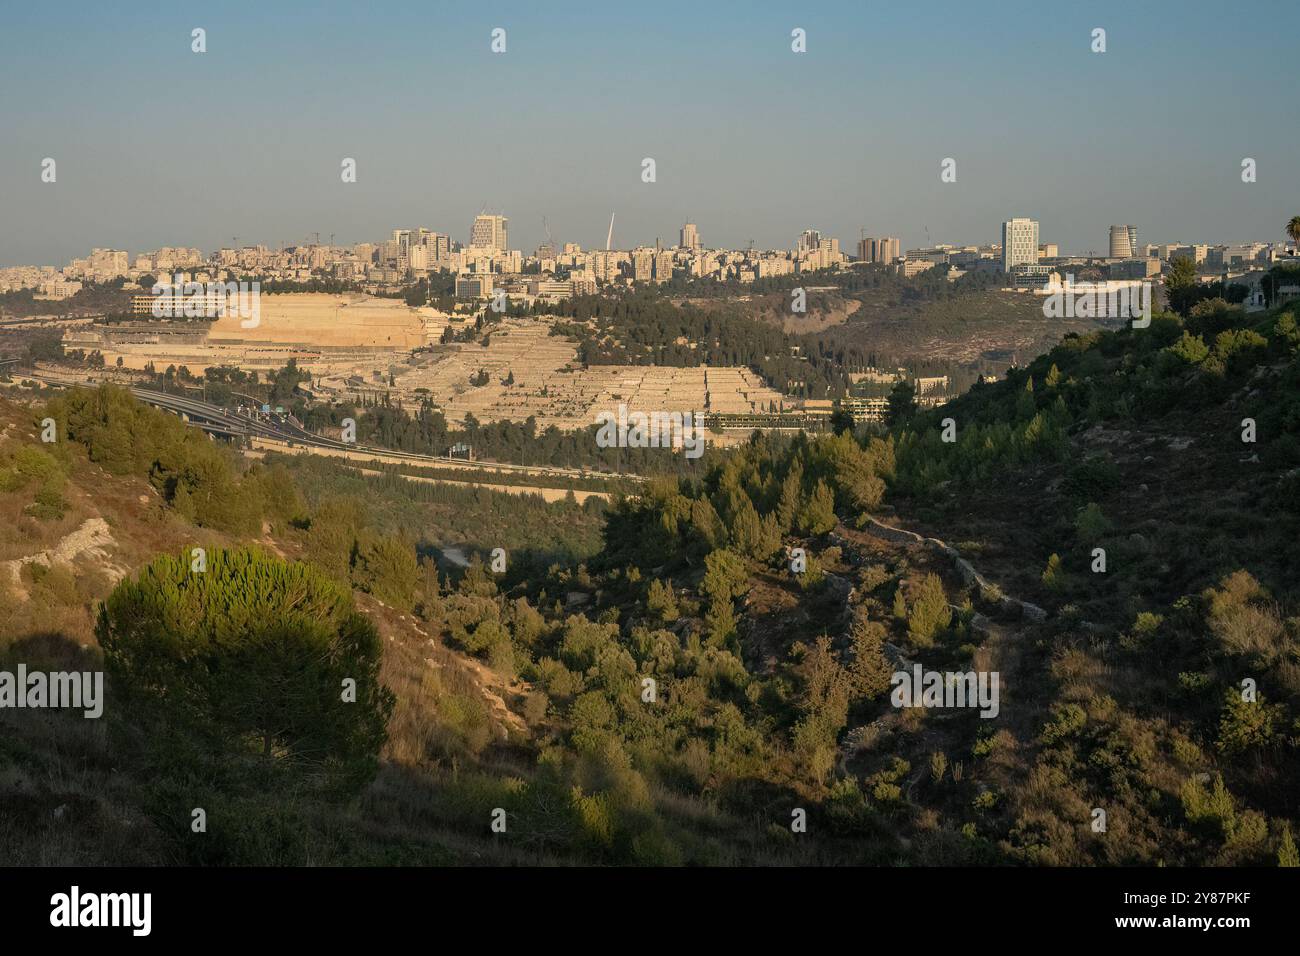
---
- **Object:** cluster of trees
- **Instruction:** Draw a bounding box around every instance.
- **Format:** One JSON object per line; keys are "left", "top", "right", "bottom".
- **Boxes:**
{"left": 1164, "top": 256, "right": 1250, "bottom": 315}
{"left": 406, "top": 498, "right": 906, "bottom": 861}
{"left": 829, "top": 261, "right": 1005, "bottom": 301}
{"left": 297, "top": 496, "right": 422, "bottom": 610}
{"left": 297, "top": 396, "right": 716, "bottom": 475}
{"left": 43, "top": 384, "right": 302, "bottom": 534}
{"left": 598, "top": 430, "right": 892, "bottom": 575}
{"left": 0, "top": 279, "right": 132, "bottom": 319}
{"left": 887, "top": 300, "right": 1300, "bottom": 502}
{"left": 538, "top": 292, "right": 851, "bottom": 399}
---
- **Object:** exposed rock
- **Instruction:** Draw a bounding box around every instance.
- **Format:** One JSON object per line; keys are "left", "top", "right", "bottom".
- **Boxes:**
{"left": 2, "top": 517, "right": 122, "bottom": 596}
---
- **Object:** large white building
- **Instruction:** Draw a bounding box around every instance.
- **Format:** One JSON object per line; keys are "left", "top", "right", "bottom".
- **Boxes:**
{"left": 1001, "top": 218, "right": 1040, "bottom": 273}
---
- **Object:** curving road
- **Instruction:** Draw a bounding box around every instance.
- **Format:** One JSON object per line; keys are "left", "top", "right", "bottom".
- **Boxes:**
{"left": 20, "top": 370, "right": 647, "bottom": 484}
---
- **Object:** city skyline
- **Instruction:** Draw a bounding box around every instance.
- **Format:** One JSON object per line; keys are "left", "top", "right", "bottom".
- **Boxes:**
{"left": 1, "top": 1, "right": 1296, "bottom": 266}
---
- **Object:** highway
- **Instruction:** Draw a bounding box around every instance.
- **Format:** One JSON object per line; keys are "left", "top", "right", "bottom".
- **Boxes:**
{"left": 17, "top": 370, "right": 647, "bottom": 485}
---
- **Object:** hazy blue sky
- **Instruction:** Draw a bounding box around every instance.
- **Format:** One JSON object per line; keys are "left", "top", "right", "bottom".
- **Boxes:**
{"left": 2, "top": 0, "right": 1296, "bottom": 266}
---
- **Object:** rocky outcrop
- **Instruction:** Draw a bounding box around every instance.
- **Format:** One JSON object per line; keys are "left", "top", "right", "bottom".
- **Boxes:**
{"left": 2, "top": 517, "right": 122, "bottom": 596}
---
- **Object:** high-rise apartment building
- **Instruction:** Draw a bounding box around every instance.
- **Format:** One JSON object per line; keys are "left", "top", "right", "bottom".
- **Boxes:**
{"left": 680, "top": 222, "right": 700, "bottom": 252}
{"left": 654, "top": 250, "right": 674, "bottom": 282}
{"left": 631, "top": 249, "right": 654, "bottom": 282}
{"left": 861, "top": 237, "right": 900, "bottom": 263}
{"left": 470, "top": 215, "right": 509, "bottom": 252}
{"left": 1001, "top": 218, "right": 1040, "bottom": 272}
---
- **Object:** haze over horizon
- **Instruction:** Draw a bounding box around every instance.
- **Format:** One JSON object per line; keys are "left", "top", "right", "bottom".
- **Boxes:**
{"left": 2, "top": 0, "right": 1296, "bottom": 266}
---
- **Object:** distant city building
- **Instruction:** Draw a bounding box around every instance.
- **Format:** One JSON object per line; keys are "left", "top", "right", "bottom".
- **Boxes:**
{"left": 455, "top": 273, "right": 493, "bottom": 298}
{"left": 631, "top": 248, "right": 654, "bottom": 282}
{"left": 470, "top": 215, "right": 509, "bottom": 252}
{"left": 1172, "top": 244, "right": 1208, "bottom": 265}
{"left": 1001, "top": 218, "right": 1040, "bottom": 273}
{"left": 796, "top": 230, "right": 823, "bottom": 255}
{"left": 857, "top": 236, "right": 900, "bottom": 263}
{"left": 1008, "top": 263, "right": 1056, "bottom": 289}
{"left": 1039, "top": 243, "right": 1059, "bottom": 259}
{"left": 1109, "top": 224, "right": 1138, "bottom": 259}
{"left": 680, "top": 222, "right": 700, "bottom": 252}
{"left": 654, "top": 249, "right": 674, "bottom": 282}
{"left": 1107, "top": 258, "right": 1161, "bottom": 280}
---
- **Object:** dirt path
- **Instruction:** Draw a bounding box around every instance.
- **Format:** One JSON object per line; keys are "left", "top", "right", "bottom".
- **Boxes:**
{"left": 834, "top": 516, "right": 1049, "bottom": 752}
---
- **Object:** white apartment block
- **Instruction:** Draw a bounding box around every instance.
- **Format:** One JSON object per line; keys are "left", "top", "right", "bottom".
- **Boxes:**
{"left": 1001, "top": 218, "right": 1039, "bottom": 273}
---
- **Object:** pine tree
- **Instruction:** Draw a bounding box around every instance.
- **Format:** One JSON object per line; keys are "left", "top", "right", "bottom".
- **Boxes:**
{"left": 798, "top": 479, "right": 837, "bottom": 535}
{"left": 1279, "top": 824, "right": 1299, "bottom": 867}
{"left": 907, "top": 573, "right": 951, "bottom": 648}
{"left": 646, "top": 577, "right": 679, "bottom": 623}
{"left": 1041, "top": 553, "right": 1066, "bottom": 592}
{"left": 847, "top": 611, "right": 891, "bottom": 700}
{"left": 97, "top": 548, "right": 393, "bottom": 792}
{"left": 776, "top": 463, "right": 804, "bottom": 532}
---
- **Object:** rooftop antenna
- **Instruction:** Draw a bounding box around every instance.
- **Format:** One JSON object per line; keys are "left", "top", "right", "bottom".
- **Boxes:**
{"left": 606, "top": 212, "right": 616, "bottom": 251}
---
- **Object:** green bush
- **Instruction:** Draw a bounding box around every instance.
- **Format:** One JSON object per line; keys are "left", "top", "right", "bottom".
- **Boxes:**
{"left": 97, "top": 547, "right": 393, "bottom": 793}
{"left": 906, "top": 573, "right": 951, "bottom": 648}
